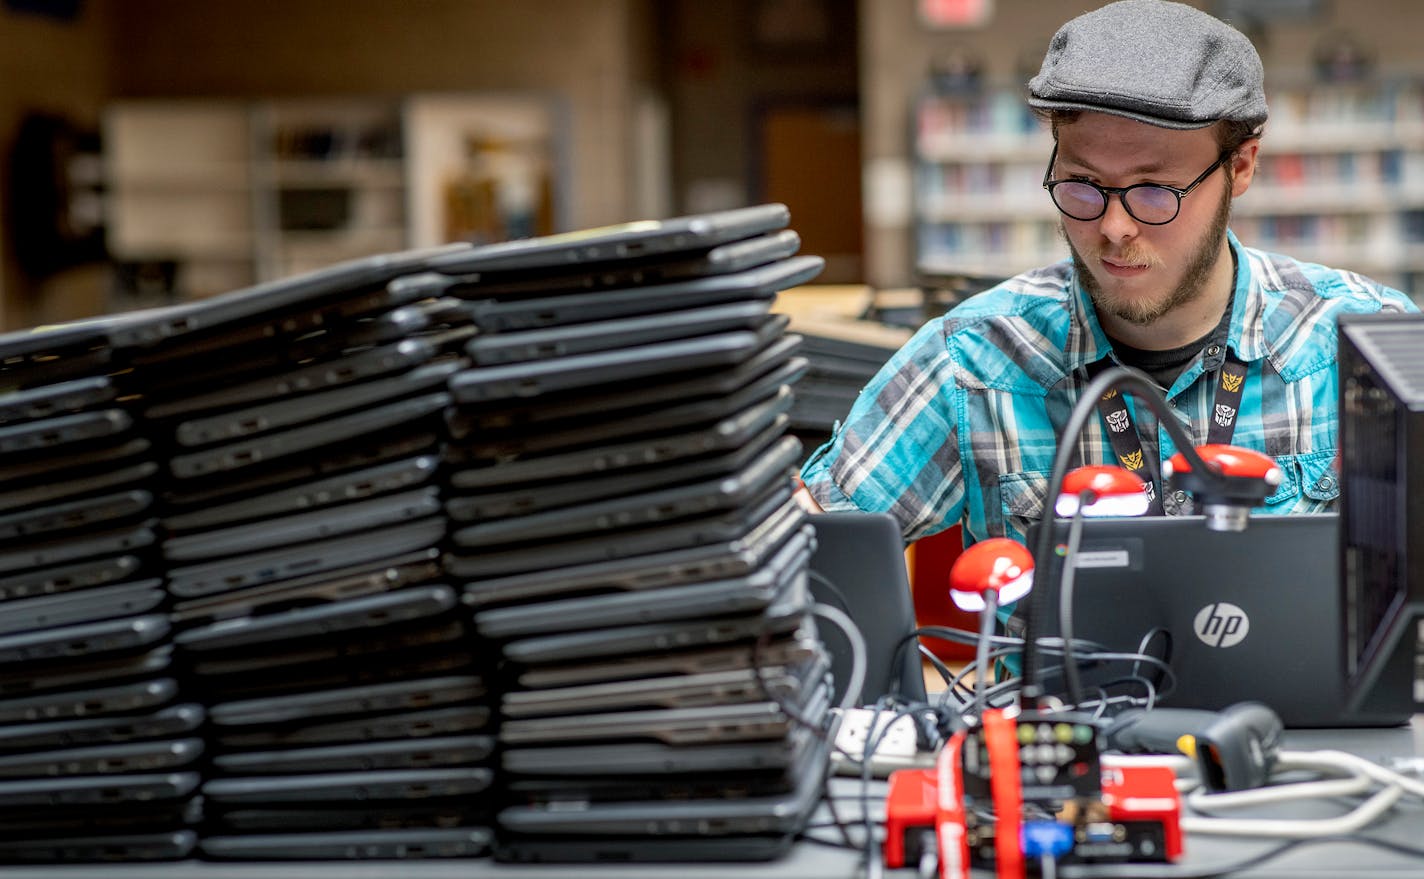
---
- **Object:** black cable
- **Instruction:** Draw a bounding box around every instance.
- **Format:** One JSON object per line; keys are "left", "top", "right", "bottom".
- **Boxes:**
{"left": 1058, "top": 505, "right": 1089, "bottom": 707}
{"left": 1084, "top": 653, "right": 1175, "bottom": 699}
{"left": 945, "top": 645, "right": 1016, "bottom": 701}
{"left": 819, "top": 784, "right": 857, "bottom": 854}
{"left": 917, "top": 642, "right": 957, "bottom": 693}
{"left": 975, "top": 650, "right": 1177, "bottom": 719}
{"left": 912, "top": 623, "right": 1023, "bottom": 649}
{"left": 1023, "top": 365, "right": 1221, "bottom": 708}
{"left": 977, "top": 642, "right": 1176, "bottom": 693}
{"left": 912, "top": 619, "right": 1178, "bottom": 727}
{"left": 940, "top": 645, "right": 1020, "bottom": 718}
{"left": 973, "top": 589, "right": 1000, "bottom": 717}
{"left": 913, "top": 623, "right": 1139, "bottom": 662}
{"left": 748, "top": 598, "right": 867, "bottom": 855}
{"left": 1132, "top": 627, "right": 1174, "bottom": 687}
{"left": 1084, "top": 683, "right": 1114, "bottom": 721}
{"left": 749, "top": 606, "right": 834, "bottom": 744}
{"left": 1088, "top": 675, "right": 1162, "bottom": 713}
{"left": 1042, "top": 648, "right": 1178, "bottom": 700}
{"left": 1057, "top": 834, "right": 1424, "bottom": 879}
{"left": 806, "top": 568, "right": 854, "bottom": 615}
{"left": 857, "top": 699, "right": 887, "bottom": 879}
{"left": 858, "top": 697, "right": 918, "bottom": 879}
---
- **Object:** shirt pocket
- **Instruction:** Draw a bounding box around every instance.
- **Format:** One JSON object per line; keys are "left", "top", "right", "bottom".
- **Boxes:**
{"left": 1262, "top": 449, "right": 1339, "bottom": 513}
{"left": 997, "top": 470, "right": 1050, "bottom": 544}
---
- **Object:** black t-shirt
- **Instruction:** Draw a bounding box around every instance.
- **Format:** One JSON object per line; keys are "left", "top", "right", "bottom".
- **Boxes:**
{"left": 1109, "top": 301, "right": 1233, "bottom": 391}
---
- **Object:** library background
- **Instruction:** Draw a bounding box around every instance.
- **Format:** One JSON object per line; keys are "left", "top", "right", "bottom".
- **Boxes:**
{"left": 0, "top": 0, "right": 1421, "bottom": 870}
{"left": 4, "top": 0, "right": 1423, "bottom": 321}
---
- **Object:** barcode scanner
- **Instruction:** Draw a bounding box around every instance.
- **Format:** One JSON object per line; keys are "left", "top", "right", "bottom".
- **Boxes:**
{"left": 1105, "top": 701, "right": 1284, "bottom": 791}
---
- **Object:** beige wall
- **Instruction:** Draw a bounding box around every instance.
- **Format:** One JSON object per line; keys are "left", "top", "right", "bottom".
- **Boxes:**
{"left": 7, "top": 0, "right": 1424, "bottom": 326}
{"left": 0, "top": 2, "right": 114, "bottom": 328}
{"left": 107, "top": 0, "right": 650, "bottom": 234}
{"left": 859, "top": 0, "right": 1424, "bottom": 288}
{"left": 0, "top": 0, "right": 654, "bottom": 329}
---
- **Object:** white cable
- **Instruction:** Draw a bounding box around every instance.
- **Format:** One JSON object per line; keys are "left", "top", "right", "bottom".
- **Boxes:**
{"left": 811, "top": 602, "right": 868, "bottom": 715}
{"left": 1180, "top": 783, "right": 1404, "bottom": 838}
{"left": 1178, "top": 748, "right": 1424, "bottom": 839}
{"left": 1188, "top": 775, "right": 1375, "bottom": 811}
{"left": 1318, "top": 748, "right": 1424, "bottom": 800}
{"left": 1189, "top": 749, "right": 1424, "bottom": 811}
{"left": 1186, "top": 751, "right": 1376, "bottom": 811}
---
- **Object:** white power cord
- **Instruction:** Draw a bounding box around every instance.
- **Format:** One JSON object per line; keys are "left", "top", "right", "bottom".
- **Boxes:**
{"left": 809, "top": 601, "right": 868, "bottom": 716}
{"left": 1181, "top": 785, "right": 1404, "bottom": 839}
{"left": 1178, "top": 749, "right": 1423, "bottom": 839}
{"left": 1185, "top": 752, "right": 1376, "bottom": 810}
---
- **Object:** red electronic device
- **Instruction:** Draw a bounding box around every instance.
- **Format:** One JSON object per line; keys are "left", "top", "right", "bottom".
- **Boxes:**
{"left": 884, "top": 710, "right": 1183, "bottom": 878}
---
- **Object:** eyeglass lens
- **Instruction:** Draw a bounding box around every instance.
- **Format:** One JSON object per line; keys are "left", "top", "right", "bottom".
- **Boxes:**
{"left": 1050, "top": 182, "right": 1180, "bottom": 224}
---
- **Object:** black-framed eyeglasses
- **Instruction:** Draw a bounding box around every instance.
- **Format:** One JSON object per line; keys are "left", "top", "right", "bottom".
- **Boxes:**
{"left": 1042, "top": 145, "right": 1231, "bottom": 225}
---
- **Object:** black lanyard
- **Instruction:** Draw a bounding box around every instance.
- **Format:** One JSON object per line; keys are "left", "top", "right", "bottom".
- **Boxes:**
{"left": 1084, "top": 353, "right": 1247, "bottom": 515}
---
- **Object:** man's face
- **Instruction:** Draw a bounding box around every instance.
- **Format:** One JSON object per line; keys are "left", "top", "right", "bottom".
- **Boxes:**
{"left": 1051, "top": 113, "right": 1240, "bottom": 328}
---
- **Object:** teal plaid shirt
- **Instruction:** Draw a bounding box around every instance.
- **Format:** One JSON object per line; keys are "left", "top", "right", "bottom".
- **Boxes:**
{"left": 800, "top": 231, "right": 1416, "bottom": 547}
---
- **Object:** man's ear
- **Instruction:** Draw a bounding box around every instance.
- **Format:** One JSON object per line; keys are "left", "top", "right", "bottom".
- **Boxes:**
{"left": 1229, "top": 138, "right": 1261, "bottom": 197}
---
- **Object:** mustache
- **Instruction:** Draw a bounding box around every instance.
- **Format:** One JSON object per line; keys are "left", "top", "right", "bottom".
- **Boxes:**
{"left": 1090, "top": 242, "right": 1163, "bottom": 270}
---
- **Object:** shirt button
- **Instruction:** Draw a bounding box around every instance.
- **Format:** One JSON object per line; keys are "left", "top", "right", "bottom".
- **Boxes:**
{"left": 1205, "top": 344, "right": 1222, "bottom": 357}
{"left": 1316, "top": 475, "right": 1337, "bottom": 492}
{"left": 1172, "top": 490, "right": 1188, "bottom": 504}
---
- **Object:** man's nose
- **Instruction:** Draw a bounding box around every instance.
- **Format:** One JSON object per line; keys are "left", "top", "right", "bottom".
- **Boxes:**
{"left": 1097, "top": 193, "right": 1139, "bottom": 242}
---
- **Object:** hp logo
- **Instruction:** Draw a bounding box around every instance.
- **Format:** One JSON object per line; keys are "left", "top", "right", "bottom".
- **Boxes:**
{"left": 1193, "top": 602, "right": 1249, "bottom": 648}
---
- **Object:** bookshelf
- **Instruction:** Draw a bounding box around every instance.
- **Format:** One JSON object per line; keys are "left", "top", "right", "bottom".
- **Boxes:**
{"left": 104, "top": 95, "right": 565, "bottom": 304}
{"left": 1233, "top": 80, "right": 1424, "bottom": 296}
{"left": 912, "top": 86, "right": 1060, "bottom": 283}
{"left": 912, "top": 79, "right": 1424, "bottom": 299}
{"left": 256, "top": 99, "right": 410, "bottom": 281}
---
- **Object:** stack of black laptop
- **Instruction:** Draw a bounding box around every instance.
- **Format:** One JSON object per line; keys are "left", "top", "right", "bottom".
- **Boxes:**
{"left": 787, "top": 331, "right": 900, "bottom": 438}
{"left": 0, "top": 323, "right": 200, "bottom": 862}
{"left": 110, "top": 246, "right": 498, "bottom": 860}
{"left": 427, "top": 204, "right": 837, "bottom": 862}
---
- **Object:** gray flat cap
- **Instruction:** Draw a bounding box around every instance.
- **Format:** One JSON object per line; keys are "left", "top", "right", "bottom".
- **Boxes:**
{"left": 1028, "top": 0, "right": 1267, "bottom": 131}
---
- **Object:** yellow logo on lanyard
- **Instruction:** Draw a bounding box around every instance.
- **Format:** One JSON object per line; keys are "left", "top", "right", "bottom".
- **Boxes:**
{"left": 1120, "top": 451, "right": 1144, "bottom": 470}
{"left": 1221, "top": 372, "right": 1244, "bottom": 393}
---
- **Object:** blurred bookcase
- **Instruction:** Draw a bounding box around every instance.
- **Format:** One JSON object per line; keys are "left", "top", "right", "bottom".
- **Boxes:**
{"left": 912, "top": 79, "right": 1424, "bottom": 300}
{"left": 104, "top": 94, "right": 567, "bottom": 305}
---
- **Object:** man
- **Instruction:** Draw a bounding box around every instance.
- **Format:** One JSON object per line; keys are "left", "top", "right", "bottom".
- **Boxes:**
{"left": 797, "top": 0, "right": 1415, "bottom": 548}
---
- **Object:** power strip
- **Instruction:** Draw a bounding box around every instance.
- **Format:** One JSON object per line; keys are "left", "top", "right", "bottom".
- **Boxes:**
{"left": 830, "top": 707, "right": 936, "bottom": 777}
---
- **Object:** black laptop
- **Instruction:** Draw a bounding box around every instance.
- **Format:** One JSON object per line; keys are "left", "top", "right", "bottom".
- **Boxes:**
{"left": 1026, "top": 513, "right": 1411, "bottom": 727}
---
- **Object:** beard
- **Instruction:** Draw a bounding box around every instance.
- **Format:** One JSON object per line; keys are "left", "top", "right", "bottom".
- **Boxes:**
{"left": 1068, "top": 184, "right": 1232, "bottom": 327}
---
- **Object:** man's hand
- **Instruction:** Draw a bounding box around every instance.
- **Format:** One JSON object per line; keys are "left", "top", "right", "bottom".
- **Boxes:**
{"left": 792, "top": 477, "right": 824, "bottom": 513}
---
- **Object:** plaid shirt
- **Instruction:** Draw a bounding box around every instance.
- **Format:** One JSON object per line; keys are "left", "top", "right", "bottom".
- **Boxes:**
{"left": 800, "top": 231, "right": 1416, "bottom": 546}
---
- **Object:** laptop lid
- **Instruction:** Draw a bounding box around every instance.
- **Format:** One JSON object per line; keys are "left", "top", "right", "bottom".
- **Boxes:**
{"left": 463, "top": 300, "right": 776, "bottom": 367}
{"left": 456, "top": 333, "right": 804, "bottom": 433}
{"left": 461, "top": 228, "right": 802, "bottom": 299}
{"left": 461, "top": 255, "right": 823, "bottom": 333}
{"left": 427, "top": 203, "right": 791, "bottom": 274}
{"left": 1027, "top": 513, "right": 1409, "bottom": 728}
{"left": 808, "top": 512, "right": 927, "bottom": 707}
{"left": 105, "top": 243, "right": 471, "bottom": 353}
